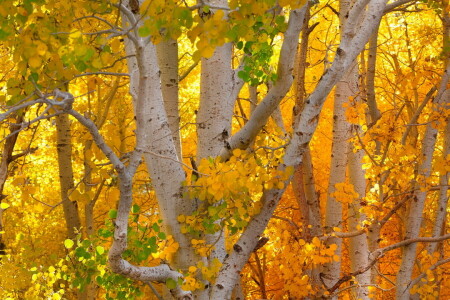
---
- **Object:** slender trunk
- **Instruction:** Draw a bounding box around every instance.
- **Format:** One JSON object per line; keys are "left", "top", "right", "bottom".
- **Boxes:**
{"left": 396, "top": 122, "right": 438, "bottom": 299}
{"left": 348, "top": 146, "right": 370, "bottom": 299}
{"left": 156, "top": 39, "right": 182, "bottom": 160}
{"left": 427, "top": 119, "right": 450, "bottom": 255}
{"left": 366, "top": 26, "right": 381, "bottom": 125}
{"left": 322, "top": 0, "right": 360, "bottom": 283}
{"left": 196, "top": 0, "right": 234, "bottom": 273}
{"left": 321, "top": 64, "right": 353, "bottom": 293}
{"left": 0, "top": 115, "right": 23, "bottom": 256}
{"left": 83, "top": 139, "right": 95, "bottom": 236}
{"left": 291, "top": 5, "right": 323, "bottom": 294}
{"left": 81, "top": 139, "right": 99, "bottom": 300}
{"left": 292, "top": 2, "right": 314, "bottom": 241}
{"left": 396, "top": 63, "right": 449, "bottom": 299}
{"left": 85, "top": 80, "right": 117, "bottom": 236}
{"left": 55, "top": 113, "right": 81, "bottom": 239}
{"left": 117, "top": 4, "right": 197, "bottom": 299}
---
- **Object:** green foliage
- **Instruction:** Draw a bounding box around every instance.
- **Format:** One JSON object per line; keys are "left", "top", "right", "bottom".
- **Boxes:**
{"left": 26, "top": 205, "right": 174, "bottom": 299}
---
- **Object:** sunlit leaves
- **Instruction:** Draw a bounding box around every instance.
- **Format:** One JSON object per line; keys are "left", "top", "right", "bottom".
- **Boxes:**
{"left": 64, "top": 239, "right": 74, "bottom": 249}
{"left": 179, "top": 148, "right": 292, "bottom": 237}
{"left": 330, "top": 182, "right": 359, "bottom": 204}
{"left": 139, "top": 0, "right": 193, "bottom": 41}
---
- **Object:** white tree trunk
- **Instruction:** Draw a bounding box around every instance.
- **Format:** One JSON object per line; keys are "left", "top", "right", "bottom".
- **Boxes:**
{"left": 348, "top": 147, "right": 371, "bottom": 299}
{"left": 427, "top": 118, "right": 450, "bottom": 255}
{"left": 119, "top": 0, "right": 198, "bottom": 284}
{"left": 396, "top": 64, "right": 449, "bottom": 299}
{"left": 212, "top": 1, "right": 387, "bottom": 297}
{"left": 322, "top": 67, "right": 352, "bottom": 292}
{"left": 157, "top": 39, "right": 182, "bottom": 160}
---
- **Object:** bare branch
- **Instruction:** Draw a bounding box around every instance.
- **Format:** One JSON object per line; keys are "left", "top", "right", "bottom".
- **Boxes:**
{"left": 74, "top": 72, "right": 130, "bottom": 78}
{"left": 179, "top": 61, "right": 199, "bottom": 82}
{"left": 73, "top": 15, "right": 118, "bottom": 29}
{"left": 220, "top": 7, "right": 307, "bottom": 159}
{"left": 409, "top": 258, "right": 450, "bottom": 288}
{"left": 68, "top": 109, "right": 125, "bottom": 173}
{"left": 328, "top": 234, "right": 450, "bottom": 294}
{"left": 384, "top": 0, "right": 416, "bottom": 13}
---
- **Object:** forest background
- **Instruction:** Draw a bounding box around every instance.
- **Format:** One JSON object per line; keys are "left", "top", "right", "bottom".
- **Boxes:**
{"left": 0, "top": 0, "right": 449, "bottom": 299}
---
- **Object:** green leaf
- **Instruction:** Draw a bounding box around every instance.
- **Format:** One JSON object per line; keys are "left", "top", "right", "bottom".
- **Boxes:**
{"left": 0, "top": 28, "right": 11, "bottom": 40}
{"left": 108, "top": 209, "right": 117, "bottom": 219}
{"left": 137, "top": 251, "right": 149, "bottom": 262}
{"left": 28, "top": 73, "right": 39, "bottom": 83}
{"left": 152, "top": 223, "right": 160, "bottom": 232}
{"left": 238, "top": 70, "right": 250, "bottom": 82}
{"left": 158, "top": 232, "right": 166, "bottom": 240}
{"left": 96, "top": 246, "right": 105, "bottom": 255}
{"left": 138, "top": 26, "right": 151, "bottom": 37}
{"left": 166, "top": 278, "right": 177, "bottom": 289}
{"left": 64, "top": 239, "right": 74, "bottom": 249}
{"left": 131, "top": 204, "right": 140, "bottom": 214}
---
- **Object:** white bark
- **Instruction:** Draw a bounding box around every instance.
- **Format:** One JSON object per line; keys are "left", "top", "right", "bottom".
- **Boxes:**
{"left": 348, "top": 148, "right": 371, "bottom": 299}
{"left": 427, "top": 118, "right": 450, "bottom": 255}
{"left": 219, "top": 7, "right": 307, "bottom": 159}
{"left": 366, "top": 27, "right": 381, "bottom": 124}
{"left": 321, "top": 65, "right": 352, "bottom": 292}
{"left": 211, "top": 2, "right": 388, "bottom": 297}
{"left": 194, "top": 2, "right": 235, "bottom": 284}
{"left": 157, "top": 39, "right": 182, "bottom": 160}
{"left": 396, "top": 64, "right": 449, "bottom": 299}
{"left": 197, "top": 43, "right": 234, "bottom": 161}
{"left": 322, "top": 0, "right": 362, "bottom": 288}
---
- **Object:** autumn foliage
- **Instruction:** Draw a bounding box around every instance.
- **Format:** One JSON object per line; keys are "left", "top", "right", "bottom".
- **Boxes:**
{"left": 0, "top": 0, "right": 449, "bottom": 299}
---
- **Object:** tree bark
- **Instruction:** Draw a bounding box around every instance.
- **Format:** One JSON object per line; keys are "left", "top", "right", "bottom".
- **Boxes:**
{"left": 55, "top": 113, "right": 81, "bottom": 239}
{"left": 348, "top": 147, "right": 371, "bottom": 299}
{"left": 396, "top": 63, "right": 449, "bottom": 299}
{"left": 157, "top": 39, "right": 182, "bottom": 160}
{"left": 0, "top": 115, "right": 23, "bottom": 256}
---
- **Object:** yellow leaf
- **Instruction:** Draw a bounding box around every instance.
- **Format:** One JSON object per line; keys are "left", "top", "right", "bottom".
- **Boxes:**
{"left": 188, "top": 266, "right": 197, "bottom": 273}
{"left": 0, "top": 203, "right": 10, "bottom": 209}
{"left": 312, "top": 237, "right": 321, "bottom": 247}
{"left": 232, "top": 149, "right": 242, "bottom": 157}
{"left": 91, "top": 57, "right": 103, "bottom": 69}
{"left": 64, "top": 239, "right": 74, "bottom": 249}
{"left": 36, "top": 42, "right": 48, "bottom": 56}
{"left": 69, "top": 29, "right": 82, "bottom": 39}
{"left": 29, "top": 56, "right": 42, "bottom": 69}
{"left": 201, "top": 46, "right": 215, "bottom": 58}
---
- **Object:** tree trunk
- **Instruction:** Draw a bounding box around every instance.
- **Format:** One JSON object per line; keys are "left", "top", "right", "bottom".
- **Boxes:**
{"left": 55, "top": 113, "right": 81, "bottom": 239}
{"left": 427, "top": 118, "right": 450, "bottom": 255}
{"left": 348, "top": 147, "right": 371, "bottom": 299}
{"left": 396, "top": 63, "right": 449, "bottom": 299}
{"left": 0, "top": 115, "right": 23, "bottom": 256}
{"left": 157, "top": 39, "right": 182, "bottom": 160}
{"left": 321, "top": 66, "right": 352, "bottom": 293}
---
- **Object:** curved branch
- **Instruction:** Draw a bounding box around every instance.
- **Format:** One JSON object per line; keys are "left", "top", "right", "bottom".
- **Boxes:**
{"left": 219, "top": 7, "right": 307, "bottom": 159}
{"left": 68, "top": 109, "right": 125, "bottom": 173}
{"left": 328, "top": 234, "right": 450, "bottom": 294}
